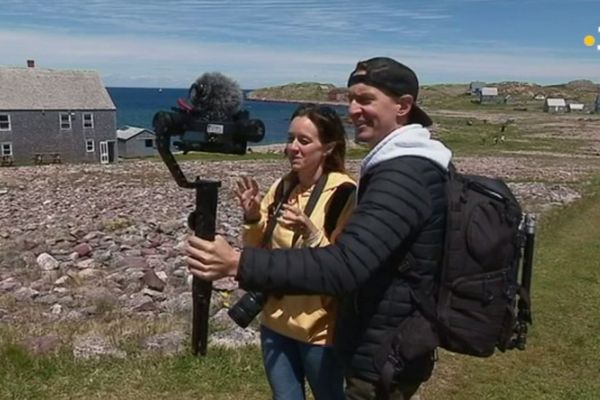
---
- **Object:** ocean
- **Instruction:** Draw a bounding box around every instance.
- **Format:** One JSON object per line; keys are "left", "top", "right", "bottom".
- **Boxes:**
{"left": 107, "top": 87, "right": 349, "bottom": 145}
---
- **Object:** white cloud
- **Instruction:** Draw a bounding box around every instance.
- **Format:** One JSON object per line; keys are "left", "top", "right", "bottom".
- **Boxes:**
{"left": 2, "top": 28, "right": 598, "bottom": 87}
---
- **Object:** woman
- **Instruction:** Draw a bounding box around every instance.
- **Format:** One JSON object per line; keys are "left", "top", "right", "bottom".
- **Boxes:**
{"left": 235, "top": 104, "right": 355, "bottom": 400}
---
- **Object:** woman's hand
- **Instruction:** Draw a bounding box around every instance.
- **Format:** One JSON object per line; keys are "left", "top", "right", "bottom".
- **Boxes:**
{"left": 185, "top": 235, "right": 241, "bottom": 281}
{"left": 234, "top": 177, "right": 261, "bottom": 222}
{"left": 279, "top": 203, "right": 319, "bottom": 240}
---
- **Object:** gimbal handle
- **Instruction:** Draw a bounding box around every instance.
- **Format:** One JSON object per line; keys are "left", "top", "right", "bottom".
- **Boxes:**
{"left": 153, "top": 110, "right": 220, "bottom": 356}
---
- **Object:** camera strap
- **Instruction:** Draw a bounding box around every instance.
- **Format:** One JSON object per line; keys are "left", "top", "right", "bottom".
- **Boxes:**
{"left": 260, "top": 174, "right": 299, "bottom": 248}
{"left": 261, "top": 173, "right": 329, "bottom": 248}
{"left": 291, "top": 173, "right": 328, "bottom": 247}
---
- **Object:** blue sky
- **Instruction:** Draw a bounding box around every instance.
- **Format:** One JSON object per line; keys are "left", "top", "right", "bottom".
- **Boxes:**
{"left": 1, "top": 0, "right": 599, "bottom": 88}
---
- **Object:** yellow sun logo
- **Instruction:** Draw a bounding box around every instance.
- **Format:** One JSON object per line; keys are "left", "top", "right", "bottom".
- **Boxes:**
{"left": 584, "top": 35, "right": 596, "bottom": 47}
{"left": 584, "top": 27, "right": 600, "bottom": 48}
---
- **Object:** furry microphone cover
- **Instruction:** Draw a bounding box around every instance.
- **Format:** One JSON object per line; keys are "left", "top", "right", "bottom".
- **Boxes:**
{"left": 189, "top": 72, "right": 243, "bottom": 121}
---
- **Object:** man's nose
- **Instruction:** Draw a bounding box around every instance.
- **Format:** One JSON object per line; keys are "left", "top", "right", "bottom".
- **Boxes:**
{"left": 348, "top": 100, "right": 361, "bottom": 117}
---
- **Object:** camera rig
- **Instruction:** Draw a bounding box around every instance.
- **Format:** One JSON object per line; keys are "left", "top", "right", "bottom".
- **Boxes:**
{"left": 152, "top": 102, "right": 264, "bottom": 356}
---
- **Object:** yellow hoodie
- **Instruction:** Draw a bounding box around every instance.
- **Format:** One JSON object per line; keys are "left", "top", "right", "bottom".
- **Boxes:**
{"left": 242, "top": 171, "right": 356, "bottom": 345}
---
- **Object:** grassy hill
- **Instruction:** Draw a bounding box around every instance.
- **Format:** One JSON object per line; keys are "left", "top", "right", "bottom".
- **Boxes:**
{"left": 248, "top": 80, "right": 600, "bottom": 111}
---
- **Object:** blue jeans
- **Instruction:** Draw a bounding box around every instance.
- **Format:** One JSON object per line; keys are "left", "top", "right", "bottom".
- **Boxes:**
{"left": 260, "top": 325, "right": 345, "bottom": 400}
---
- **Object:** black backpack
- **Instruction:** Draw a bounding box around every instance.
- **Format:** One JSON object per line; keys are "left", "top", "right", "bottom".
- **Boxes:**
{"left": 378, "top": 164, "right": 535, "bottom": 393}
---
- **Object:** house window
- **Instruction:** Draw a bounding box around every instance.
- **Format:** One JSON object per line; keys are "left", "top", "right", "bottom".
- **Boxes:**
{"left": 1, "top": 142, "right": 12, "bottom": 156}
{"left": 60, "top": 113, "right": 72, "bottom": 130}
{"left": 83, "top": 113, "right": 94, "bottom": 129}
{"left": 86, "top": 139, "right": 94, "bottom": 152}
{"left": 0, "top": 114, "right": 10, "bottom": 131}
{"left": 145, "top": 139, "right": 154, "bottom": 148}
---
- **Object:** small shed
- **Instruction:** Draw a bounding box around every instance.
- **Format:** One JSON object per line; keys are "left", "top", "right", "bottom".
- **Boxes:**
{"left": 544, "top": 98, "right": 567, "bottom": 113}
{"left": 479, "top": 87, "right": 499, "bottom": 104}
{"left": 568, "top": 103, "right": 585, "bottom": 112}
{"left": 117, "top": 126, "right": 156, "bottom": 158}
{"left": 469, "top": 81, "right": 486, "bottom": 95}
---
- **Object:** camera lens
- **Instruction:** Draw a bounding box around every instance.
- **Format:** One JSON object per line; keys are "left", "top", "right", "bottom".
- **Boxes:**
{"left": 228, "top": 291, "right": 267, "bottom": 328}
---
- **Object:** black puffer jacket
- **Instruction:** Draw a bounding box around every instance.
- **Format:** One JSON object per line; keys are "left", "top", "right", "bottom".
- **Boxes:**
{"left": 238, "top": 156, "right": 447, "bottom": 382}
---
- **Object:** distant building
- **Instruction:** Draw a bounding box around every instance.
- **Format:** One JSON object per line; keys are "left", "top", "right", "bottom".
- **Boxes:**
{"left": 479, "top": 87, "right": 499, "bottom": 104}
{"left": 567, "top": 103, "right": 585, "bottom": 112}
{"left": 117, "top": 126, "right": 156, "bottom": 158}
{"left": 0, "top": 61, "right": 117, "bottom": 165}
{"left": 327, "top": 88, "right": 348, "bottom": 103}
{"left": 469, "top": 81, "right": 486, "bottom": 95}
{"left": 544, "top": 98, "right": 567, "bottom": 113}
{"left": 533, "top": 93, "right": 546, "bottom": 101}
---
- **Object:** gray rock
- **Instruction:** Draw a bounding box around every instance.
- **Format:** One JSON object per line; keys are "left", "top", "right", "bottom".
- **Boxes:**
{"left": 76, "top": 259, "right": 96, "bottom": 269}
{"left": 142, "top": 331, "right": 186, "bottom": 355}
{"left": 50, "top": 304, "right": 62, "bottom": 314}
{"left": 37, "top": 253, "right": 59, "bottom": 271}
{"left": 13, "top": 287, "right": 40, "bottom": 301}
{"left": 36, "top": 294, "right": 60, "bottom": 305}
{"left": 142, "top": 269, "right": 166, "bottom": 292}
{"left": 209, "top": 312, "right": 260, "bottom": 348}
{"left": 160, "top": 292, "right": 192, "bottom": 314}
{"left": 128, "top": 293, "right": 156, "bottom": 312}
{"left": 72, "top": 335, "right": 126, "bottom": 360}
{"left": 119, "top": 256, "right": 148, "bottom": 269}
{"left": 142, "top": 288, "right": 167, "bottom": 301}
{"left": 0, "top": 277, "right": 20, "bottom": 292}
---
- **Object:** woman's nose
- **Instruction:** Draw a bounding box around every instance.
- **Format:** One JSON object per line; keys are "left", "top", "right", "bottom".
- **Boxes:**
{"left": 286, "top": 141, "right": 299, "bottom": 153}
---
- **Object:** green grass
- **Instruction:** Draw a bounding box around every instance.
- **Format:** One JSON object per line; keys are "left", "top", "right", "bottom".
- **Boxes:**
{"left": 0, "top": 344, "right": 268, "bottom": 400}
{"left": 433, "top": 116, "right": 588, "bottom": 156}
{"left": 422, "top": 178, "right": 600, "bottom": 400}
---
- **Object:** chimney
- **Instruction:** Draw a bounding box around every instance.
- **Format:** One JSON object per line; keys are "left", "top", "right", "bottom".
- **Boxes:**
{"left": 27, "top": 59, "right": 35, "bottom": 68}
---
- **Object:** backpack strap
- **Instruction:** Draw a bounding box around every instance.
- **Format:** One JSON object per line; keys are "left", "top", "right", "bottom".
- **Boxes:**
{"left": 324, "top": 182, "right": 356, "bottom": 239}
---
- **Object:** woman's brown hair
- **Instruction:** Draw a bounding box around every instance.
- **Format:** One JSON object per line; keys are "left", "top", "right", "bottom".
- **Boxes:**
{"left": 290, "top": 103, "right": 347, "bottom": 173}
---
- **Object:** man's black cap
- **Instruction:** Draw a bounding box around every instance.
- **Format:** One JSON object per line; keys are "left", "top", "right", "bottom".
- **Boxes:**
{"left": 347, "top": 57, "right": 432, "bottom": 127}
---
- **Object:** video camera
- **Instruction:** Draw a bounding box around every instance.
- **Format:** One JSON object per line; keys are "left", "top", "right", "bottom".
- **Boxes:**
{"left": 151, "top": 72, "right": 265, "bottom": 356}
{"left": 153, "top": 72, "right": 265, "bottom": 156}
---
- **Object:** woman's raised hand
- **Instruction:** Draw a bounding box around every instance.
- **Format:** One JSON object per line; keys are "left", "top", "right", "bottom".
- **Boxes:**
{"left": 234, "top": 176, "right": 261, "bottom": 222}
{"left": 279, "top": 203, "right": 318, "bottom": 240}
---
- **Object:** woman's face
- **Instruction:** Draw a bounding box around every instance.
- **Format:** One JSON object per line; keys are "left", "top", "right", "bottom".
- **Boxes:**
{"left": 286, "top": 116, "right": 330, "bottom": 173}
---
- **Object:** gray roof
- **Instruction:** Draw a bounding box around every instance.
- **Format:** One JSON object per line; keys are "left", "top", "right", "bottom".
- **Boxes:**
{"left": 117, "top": 126, "right": 154, "bottom": 141}
{"left": 0, "top": 67, "right": 115, "bottom": 110}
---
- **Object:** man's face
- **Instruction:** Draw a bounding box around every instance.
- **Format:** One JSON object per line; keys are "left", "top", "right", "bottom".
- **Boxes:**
{"left": 347, "top": 83, "right": 401, "bottom": 148}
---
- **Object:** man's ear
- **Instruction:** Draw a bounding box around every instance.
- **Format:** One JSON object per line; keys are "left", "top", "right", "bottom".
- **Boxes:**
{"left": 396, "top": 94, "right": 414, "bottom": 121}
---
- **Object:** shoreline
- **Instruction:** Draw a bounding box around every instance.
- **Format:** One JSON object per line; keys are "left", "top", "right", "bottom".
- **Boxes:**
{"left": 248, "top": 138, "right": 361, "bottom": 153}
{"left": 245, "top": 95, "right": 346, "bottom": 107}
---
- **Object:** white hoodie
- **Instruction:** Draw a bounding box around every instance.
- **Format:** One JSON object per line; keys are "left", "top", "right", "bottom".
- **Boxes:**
{"left": 360, "top": 124, "right": 452, "bottom": 177}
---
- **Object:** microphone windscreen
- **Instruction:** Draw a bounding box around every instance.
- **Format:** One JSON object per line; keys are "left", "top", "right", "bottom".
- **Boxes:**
{"left": 189, "top": 72, "right": 242, "bottom": 120}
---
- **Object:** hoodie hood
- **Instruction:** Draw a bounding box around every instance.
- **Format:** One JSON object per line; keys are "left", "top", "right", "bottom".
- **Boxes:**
{"left": 360, "top": 124, "right": 452, "bottom": 177}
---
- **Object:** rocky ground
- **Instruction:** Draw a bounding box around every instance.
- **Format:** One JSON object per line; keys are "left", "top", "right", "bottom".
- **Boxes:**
{"left": 0, "top": 149, "right": 598, "bottom": 359}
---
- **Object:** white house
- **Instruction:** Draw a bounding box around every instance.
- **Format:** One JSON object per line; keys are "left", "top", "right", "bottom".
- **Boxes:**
{"left": 544, "top": 98, "right": 567, "bottom": 113}
{"left": 568, "top": 103, "right": 585, "bottom": 112}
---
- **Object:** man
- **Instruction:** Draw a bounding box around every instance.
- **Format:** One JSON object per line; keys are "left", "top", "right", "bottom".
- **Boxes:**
{"left": 186, "top": 57, "right": 452, "bottom": 399}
